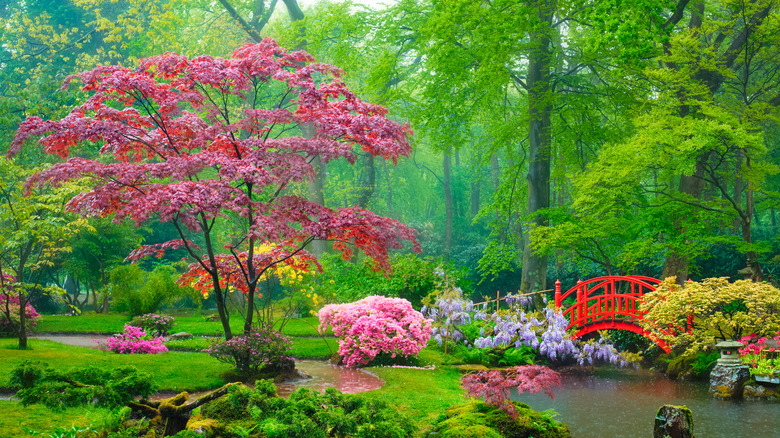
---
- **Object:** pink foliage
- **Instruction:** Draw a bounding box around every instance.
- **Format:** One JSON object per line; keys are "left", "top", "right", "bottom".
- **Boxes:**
{"left": 461, "top": 365, "right": 561, "bottom": 419}
{"left": 96, "top": 324, "right": 168, "bottom": 354}
{"left": 318, "top": 296, "right": 433, "bottom": 368}
{"left": 0, "top": 291, "right": 41, "bottom": 331}
{"left": 9, "top": 38, "right": 418, "bottom": 308}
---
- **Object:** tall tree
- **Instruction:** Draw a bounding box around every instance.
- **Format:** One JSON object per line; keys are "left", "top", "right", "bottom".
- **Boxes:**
{"left": 0, "top": 158, "right": 84, "bottom": 348}
{"left": 10, "top": 40, "right": 418, "bottom": 339}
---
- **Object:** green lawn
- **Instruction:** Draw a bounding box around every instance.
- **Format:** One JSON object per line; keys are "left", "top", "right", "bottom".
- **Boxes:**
{"left": 6, "top": 314, "right": 465, "bottom": 438}
{"left": 0, "top": 400, "right": 110, "bottom": 438}
{"left": 164, "top": 335, "right": 336, "bottom": 359}
{"left": 0, "top": 339, "right": 230, "bottom": 392}
{"left": 34, "top": 313, "right": 328, "bottom": 337}
{"left": 365, "top": 352, "right": 467, "bottom": 435}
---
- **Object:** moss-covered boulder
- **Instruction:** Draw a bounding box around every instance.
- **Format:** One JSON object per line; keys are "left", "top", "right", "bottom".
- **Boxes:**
{"left": 432, "top": 400, "right": 571, "bottom": 438}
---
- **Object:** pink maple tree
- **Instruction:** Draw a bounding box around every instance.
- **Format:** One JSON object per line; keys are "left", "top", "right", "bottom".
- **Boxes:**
{"left": 461, "top": 365, "right": 561, "bottom": 419}
{"left": 9, "top": 39, "right": 418, "bottom": 339}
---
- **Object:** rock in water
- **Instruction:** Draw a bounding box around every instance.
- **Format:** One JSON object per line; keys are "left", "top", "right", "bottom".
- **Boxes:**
{"left": 654, "top": 405, "right": 694, "bottom": 438}
{"left": 709, "top": 364, "right": 750, "bottom": 399}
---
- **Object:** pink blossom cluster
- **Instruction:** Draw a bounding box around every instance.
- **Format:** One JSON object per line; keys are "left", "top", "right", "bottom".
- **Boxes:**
{"left": 0, "top": 292, "right": 41, "bottom": 330}
{"left": 461, "top": 365, "right": 561, "bottom": 419}
{"left": 96, "top": 324, "right": 168, "bottom": 354}
{"left": 318, "top": 295, "right": 432, "bottom": 368}
{"left": 739, "top": 332, "right": 780, "bottom": 356}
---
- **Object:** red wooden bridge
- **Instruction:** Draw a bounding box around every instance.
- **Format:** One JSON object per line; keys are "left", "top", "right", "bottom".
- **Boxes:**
{"left": 554, "top": 276, "right": 672, "bottom": 352}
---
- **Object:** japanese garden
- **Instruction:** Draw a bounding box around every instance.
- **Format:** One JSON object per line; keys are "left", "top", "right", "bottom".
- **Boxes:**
{"left": 2, "top": 1, "right": 780, "bottom": 437}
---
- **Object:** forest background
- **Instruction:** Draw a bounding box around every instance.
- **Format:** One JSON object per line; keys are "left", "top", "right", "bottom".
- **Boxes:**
{"left": 3, "top": 0, "right": 780, "bottom": 314}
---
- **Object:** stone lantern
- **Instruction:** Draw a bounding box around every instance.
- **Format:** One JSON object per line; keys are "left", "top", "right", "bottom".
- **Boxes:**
{"left": 715, "top": 340, "right": 744, "bottom": 366}
{"left": 710, "top": 340, "right": 750, "bottom": 399}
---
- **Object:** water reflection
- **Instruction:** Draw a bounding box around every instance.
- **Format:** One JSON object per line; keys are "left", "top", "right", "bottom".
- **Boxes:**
{"left": 512, "top": 368, "right": 779, "bottom": 437}
{"left": 275, "top": 360, "right": 384, "bottom": 397}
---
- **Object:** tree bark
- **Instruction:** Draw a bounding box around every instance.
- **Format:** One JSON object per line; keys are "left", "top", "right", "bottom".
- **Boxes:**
{"left": 355, "top": 153, "right": 375, "bottom": 208}
{"left": 521, "top": 0, "right": 554, "bottom": 307}
{"left": 442, "top": 151, "right": 454, "bottom": 260}
{"left": 383, "top": 159, "right": 393, "bottom": 214}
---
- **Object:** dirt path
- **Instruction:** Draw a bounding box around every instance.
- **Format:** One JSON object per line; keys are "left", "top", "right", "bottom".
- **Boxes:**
{"left": 31, "top": 333, "right": 106, "bottom": 348}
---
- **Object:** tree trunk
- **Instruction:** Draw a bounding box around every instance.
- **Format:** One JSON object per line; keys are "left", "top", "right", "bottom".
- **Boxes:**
{"left": 521, "top": 0, "right": 554, "bottom": 307}
{"left": 661, "top": 160, "right": 705, "bottom": 284}
{"left": 491, "top": 153, "right": 505, "bottom": 242}
{"left": 383, "top": 159, "right": 393, "bottom": 214}
{"left": 471, "top": 179, "right": 480, "bottom": 218}
{"left": 355, "top": 153, "right": 375, "bottom": 208}
{"left": 18, "top": 295, "right": 27, "bottom": 349}
{"left": 443, "top": 151, "right": 454, "bottom": 260}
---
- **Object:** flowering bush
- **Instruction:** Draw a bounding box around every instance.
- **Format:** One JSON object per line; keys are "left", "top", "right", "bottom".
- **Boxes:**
{"left": 739, "top": 331, "right": 780, "bottom": 377}
{"left": 96, "top": 324, "right": 168, "bottom": 354}
{"left": 461, "top": 365, "right": 562, "bottom": 419}
{"left": 203, "top": 325, "right": 292, "bottom": 375}
{"left": 129, "top": 313, "right": 176, "bottom": 337}
{"left": 318, "top": 295, "right": 433, "bottom": 368}
{"left": 640, "top": 278, "right": 780, "bottom": 355}
{"left": 422, "top": 286, "right": 636, "bottom": 367}
{"left": 0, "top": 292, "right": 41, "bottom": 336}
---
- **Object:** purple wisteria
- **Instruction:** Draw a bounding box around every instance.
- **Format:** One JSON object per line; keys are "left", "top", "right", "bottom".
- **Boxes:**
{"left": 423, "top": 283, "right": 636, "bottom": 367}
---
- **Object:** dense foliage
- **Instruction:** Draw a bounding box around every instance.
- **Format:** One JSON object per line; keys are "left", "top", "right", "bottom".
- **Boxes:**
{"left": 318, "top": 295, "right": 432, "bottom": 367}
{"left": 203, "top": 324, "right": 293, "bottom": 375}
{"left": 431, "top": 399, "right": 571, "bottom": 438}
{"left": 129, "top": 313, "right": 176, "bottom": 337}
{"left": 10, "top": 361, "right": 156, "bottom": 410}
{"left": 640, "top": 278, "right": 780, "bottom": 355}
{"left": 739, "top": 331, "right": 780, "bottom": 377}
{"left": 301, "top": 253, "right": 470, "bottom": 309}
{"left": 198, "top": 380, "right": 416, "bottom": 438}
{"left": 10, "top": 38, "right": 418, "bottom": 342}
{"left": 0, "top": 291, "right": 41, "bottom": 337}
{"left": 462, "top": 365, "right": 561, "bottom": 419}
{"left": 422, "top": 282, "right": 637, "bottom": 367}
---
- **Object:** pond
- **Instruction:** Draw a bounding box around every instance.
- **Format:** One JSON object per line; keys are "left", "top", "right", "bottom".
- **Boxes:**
{"left": 512, "top": 367, "right": 780, "bottom": 437}
{"left": 275, "top": 360, "right": 384, "bottom": 397}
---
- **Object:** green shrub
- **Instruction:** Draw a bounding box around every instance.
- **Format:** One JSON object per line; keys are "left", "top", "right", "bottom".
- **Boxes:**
{"left": 305, "top": 253, "right": 470, "bottom": 308}
{"left": 109, "top": 264, "right": 195, "bottom": 317}
{"left": 202, "top": 381, "right": 415, "bottom": 438}
{"left": 203, "top": 325, "right": 293, "bottom": 375}
{"left": 432, "top": 400, "right": 570, "bottom": 438}
{"left": 11, "top": 361, "right": 156, "bottom": 410}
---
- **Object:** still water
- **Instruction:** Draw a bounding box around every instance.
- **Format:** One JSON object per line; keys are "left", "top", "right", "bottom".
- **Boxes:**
{"left": 276, "top": 360, "right": 385, "bottom": 397}
{"left": 512, "top": 368, "right": 779, "bottom": 437}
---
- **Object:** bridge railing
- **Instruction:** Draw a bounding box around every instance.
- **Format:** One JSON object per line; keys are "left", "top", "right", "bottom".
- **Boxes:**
{"left": 554, "top": 276, "right": 662, "bottom": 329}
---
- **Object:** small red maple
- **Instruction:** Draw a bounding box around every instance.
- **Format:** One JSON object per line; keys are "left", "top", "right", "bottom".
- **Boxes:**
{"left": 10, "top": 39, "right": 418, "bottom": 339}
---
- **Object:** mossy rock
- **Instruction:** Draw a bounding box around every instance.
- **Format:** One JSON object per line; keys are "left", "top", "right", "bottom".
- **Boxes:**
{"left": 186, "top": 416, "right": 223, "bottom": 436}
{"left": 666, "top": 354, "right": 698, "bottom": 380}
{"left": 432, "top": 400, "right": 571, "bottom": 438}
{"left": 200, "top": 384, "right": 255, "bottom": 421}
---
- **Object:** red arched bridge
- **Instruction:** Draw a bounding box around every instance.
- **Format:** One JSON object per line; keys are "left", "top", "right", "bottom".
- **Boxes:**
{"left": 554, "top": 276, "right": 672, "bottom": 352}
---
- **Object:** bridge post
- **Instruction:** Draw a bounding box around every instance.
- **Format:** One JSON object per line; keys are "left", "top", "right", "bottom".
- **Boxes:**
{"left": 554, "top": 279, "right": 561, "bottom": 308}
{"left": 576, "top": 280, "right": 583, "bottom": 328}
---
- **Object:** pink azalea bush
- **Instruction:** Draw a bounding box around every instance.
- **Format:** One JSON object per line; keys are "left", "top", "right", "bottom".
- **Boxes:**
{"left": 97, "top": 324, "right": 168, "bottom": 354}
{"left": 318, "top": 295, "right": 433, "bottom": 368}
{"left": 0, "top": 292, "right": 41, "bottom": 336}
{"left": 461, "top": 365, "right": 561, "bottom": 419}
